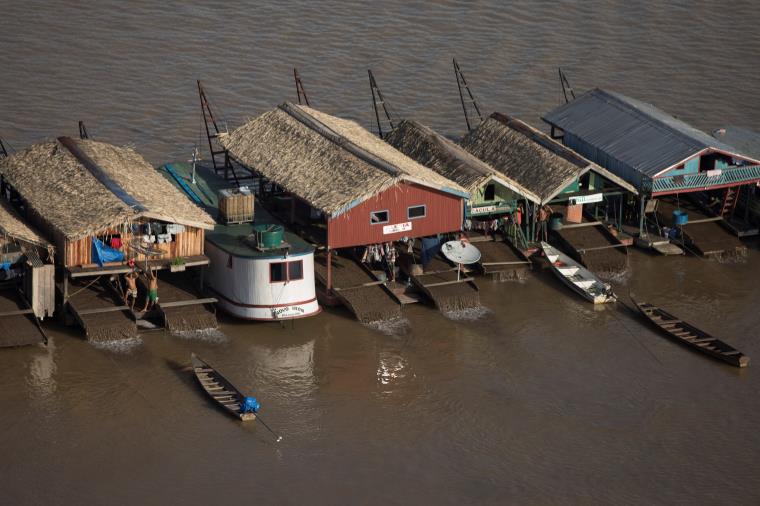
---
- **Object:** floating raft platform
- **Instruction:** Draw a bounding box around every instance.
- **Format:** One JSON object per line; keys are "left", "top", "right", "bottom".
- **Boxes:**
{"left": 0, "top": 286, "right": 45, "bottom": 347}
{"left": 657, "top": 198, "right": 747, "bottom": 260}
{"left": 405, "top": 254, "right": 480, "bottom": 313}
{"left": 139, "top": 271, "right": 217, "bottom": 332}
{"left": 470, "top": 236, "right": 531, "bottom": 281}
{"left": 66, "top": 277, "right": 137, "bottom": 342}
{"left": 313, "top": 252, "right": 401, "bottom": 323}
{"left": 552, "top": 221, "right": 628, "bottom": 277}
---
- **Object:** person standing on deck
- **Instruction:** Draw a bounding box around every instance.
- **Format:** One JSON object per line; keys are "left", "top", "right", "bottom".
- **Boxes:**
{"left": 142, "top": 268, "right": 159, "bottom": 312}
{"left": 123, "top": 264, "right": 138, "bottom": 310}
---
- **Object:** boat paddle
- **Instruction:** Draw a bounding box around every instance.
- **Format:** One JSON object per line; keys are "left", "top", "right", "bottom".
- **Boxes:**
{"left": 255, "top": 414, "right": 283, "bottom": 442}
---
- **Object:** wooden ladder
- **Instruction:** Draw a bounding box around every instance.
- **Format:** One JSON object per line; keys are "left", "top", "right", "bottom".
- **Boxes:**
{"left": 720, "top": 186, "right": 741, "bottom": 219}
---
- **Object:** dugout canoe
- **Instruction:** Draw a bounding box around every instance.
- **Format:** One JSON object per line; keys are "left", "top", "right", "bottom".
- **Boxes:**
{"left": 191, "top": 353, "right": 256, "bottom": 420}
{"left": 632, "top": 298, "right": 749, "bottom": 368}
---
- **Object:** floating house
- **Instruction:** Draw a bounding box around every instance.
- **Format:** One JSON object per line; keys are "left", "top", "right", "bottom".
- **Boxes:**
{"left": 158, "top": 161, "right": 321, "bottom": 321}
{"left": 219, "top": 103, "right": 474, "bottom": 320}
{"left": 0, "top": 137, "right": 217, "bottom": 340}
{"left": 460, "top": 114, "right": 637, "bottom": 229}
{"left": 382, "top": 119, "right": 537, "bottom": 279}
{"left": 459, "top": 113, "right": 639, "bottom": 275}
{"left": 543, "top": 89, "right": 760, "bottom": 238}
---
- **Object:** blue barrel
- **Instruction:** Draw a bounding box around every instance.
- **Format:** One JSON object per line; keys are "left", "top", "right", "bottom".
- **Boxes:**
{"left": 672, "top": 210, "right": 688, "bottom": 226}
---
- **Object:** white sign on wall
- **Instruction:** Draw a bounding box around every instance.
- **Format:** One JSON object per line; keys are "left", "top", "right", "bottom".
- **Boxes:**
{"left": 569, "top": 193, "right": 603, "bottom": 205}
{"left": 383, "top": 221, "right": 412, "bottom": 235}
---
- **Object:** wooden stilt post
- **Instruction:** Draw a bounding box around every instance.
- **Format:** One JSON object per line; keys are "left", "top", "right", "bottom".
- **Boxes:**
{"left": 639, "top": 196, "right": 646, "bottom": 236}
{"left": 326, "top": 250, "right": 333, "bottom": 292}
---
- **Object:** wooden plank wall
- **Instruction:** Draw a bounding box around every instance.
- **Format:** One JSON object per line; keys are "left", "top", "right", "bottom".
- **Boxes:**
{"left": 63, "top": 222, "right": 205, "bottom": 267}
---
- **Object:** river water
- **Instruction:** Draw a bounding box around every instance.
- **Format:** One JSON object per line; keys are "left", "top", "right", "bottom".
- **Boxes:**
{"left": 1, "top": 2, "right": 760, "bottom": 504}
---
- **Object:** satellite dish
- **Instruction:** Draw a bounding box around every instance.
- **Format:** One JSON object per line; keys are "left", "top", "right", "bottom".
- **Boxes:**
{"left": 441, "top": 240, "right": 481, "bottom": 265}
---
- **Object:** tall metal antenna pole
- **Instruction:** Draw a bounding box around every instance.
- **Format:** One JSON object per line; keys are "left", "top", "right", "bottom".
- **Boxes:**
{"left": 78, "top": 121, "right": 90, "bottom": 139}
{"left": 558, "top": 67, "right": 576, "bottom": 103}
{"left": 453, "top": 58, "right": 483, "bottom": 132}
{"left": 294, "top": 68, "right": 311, "bottom": 106}
{"left": 368, "top": 69, "right": 396, "bottom": 139}
{"left": 197, "top": 79, "right": 240, "bottom": 186}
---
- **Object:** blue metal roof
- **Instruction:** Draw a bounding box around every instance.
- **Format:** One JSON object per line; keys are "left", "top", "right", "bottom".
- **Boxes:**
{"left": 713, "top": 126, "right": 760, "bottom": 161}
{"left": 543, "top": 88, "right": 752, "bottom": 177}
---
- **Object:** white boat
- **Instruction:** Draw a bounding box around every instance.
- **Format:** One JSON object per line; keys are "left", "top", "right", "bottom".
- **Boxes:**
{"left": 540, "top": 242, "right": 616, "bottom": 304}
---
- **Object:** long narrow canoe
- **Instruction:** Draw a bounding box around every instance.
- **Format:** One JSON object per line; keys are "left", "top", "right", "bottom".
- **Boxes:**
{"left": 191, "top": 353, "right": 256, "bottom": 421}
{"left": 541, "top": 242, "right": 616, "bottom": 304}
{"left": 632, "top": 299, "right": 749, "bottom": 368}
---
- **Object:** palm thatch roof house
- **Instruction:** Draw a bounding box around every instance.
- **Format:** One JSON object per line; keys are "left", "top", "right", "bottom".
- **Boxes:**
{"left": 220, "top": 103, "right": 468, "bottom": 249}
{"left": 460, "top": 113, "right": 638, "bottom": 241}
{"left": 383, "top": 119, "right": 541, "bottom": 221}
{"left": 0, "top": 137, "right": 215, "bottom": 273}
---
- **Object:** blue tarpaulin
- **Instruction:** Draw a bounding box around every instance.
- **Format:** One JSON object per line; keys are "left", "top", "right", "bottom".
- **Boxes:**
{"left": 92, "top": 238, "right": 124, "bottom": 266}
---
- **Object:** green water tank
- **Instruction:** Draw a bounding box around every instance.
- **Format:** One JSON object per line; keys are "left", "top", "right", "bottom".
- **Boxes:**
{"left": 253, "top": 224, "right": 284, "bottom": 249}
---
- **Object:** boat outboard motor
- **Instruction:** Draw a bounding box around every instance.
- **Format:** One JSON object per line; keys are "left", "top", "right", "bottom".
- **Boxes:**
{"left": 242, "top": 396, "right": 260, "bottom": 414}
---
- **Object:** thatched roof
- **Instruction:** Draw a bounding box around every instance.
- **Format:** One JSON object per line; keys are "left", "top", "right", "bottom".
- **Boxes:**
{"left": 384, "top": 120, "right": 541, "bottom": 203}
{"left": 219, "top": 103, "right": 468, "bottom": 217}
{"left": 0, "top": 138, "right": 214, "bottom": 240}
{"left": 0, "top": 199, "right": 50, "bottom": 248}
{"left": 460, "top": 113, "right": 637, "bottom": 203}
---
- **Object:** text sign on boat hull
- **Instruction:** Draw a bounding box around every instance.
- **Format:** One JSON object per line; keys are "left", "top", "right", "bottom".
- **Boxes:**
{"left": 383, "top": 222, "right": 412, "bottom": 235}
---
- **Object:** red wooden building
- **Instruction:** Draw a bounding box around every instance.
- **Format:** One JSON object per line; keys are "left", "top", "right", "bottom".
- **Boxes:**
{"left": 220, "top": 102, "right": 468, "bottom": 289}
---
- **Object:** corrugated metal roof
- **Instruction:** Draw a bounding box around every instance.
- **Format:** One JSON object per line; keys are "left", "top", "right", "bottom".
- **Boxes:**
{"left": 543, "top": 88, "right": 752, "bottom": 177}
{"left": 712, "top": 126, "right": 760, "bottom": 160}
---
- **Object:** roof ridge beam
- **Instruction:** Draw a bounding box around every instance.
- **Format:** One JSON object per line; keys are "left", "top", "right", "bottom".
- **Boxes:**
{"left": 57, "top": 137, "right": 148, "bottom": 213}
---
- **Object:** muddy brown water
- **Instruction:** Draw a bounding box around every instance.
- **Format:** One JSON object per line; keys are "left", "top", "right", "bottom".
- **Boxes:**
{"left": 2, "top": 2, "right": 760, "bottom": 505}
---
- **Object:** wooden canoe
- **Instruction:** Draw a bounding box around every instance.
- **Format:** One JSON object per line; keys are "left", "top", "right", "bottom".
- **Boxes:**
{"left": 632, "top": 299, "right": 749, "bottom": 368}
{"left": 191, "top": 353, "right": 256, "bottom": 421}
{"left": 541, "top": 242, "right": 616, "bottom": 304}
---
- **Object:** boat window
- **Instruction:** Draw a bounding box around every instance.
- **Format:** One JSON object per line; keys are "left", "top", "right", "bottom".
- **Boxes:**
{"left": 270, "top": 262, "right": 287, "bottom": 282}
{"left": 408, "top": 205, "right": 426, "bottom": 220}
{"left": 370, "top": 210, "right": 389, "bottom": 224}
{"left": 484, "top": 184, "right": 496, "bottom": 201}
{"left": 288, "top": 260, "right": 303, "bottom": 280}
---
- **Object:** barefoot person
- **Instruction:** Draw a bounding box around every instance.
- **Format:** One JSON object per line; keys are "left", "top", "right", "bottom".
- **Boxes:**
{"left": 123, "top": 269, "right": 138, "bottom": 310}
{"left": 142, "top": 268, "right": 159, "bottom": 312}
